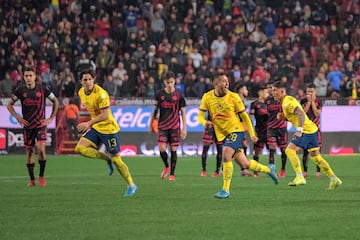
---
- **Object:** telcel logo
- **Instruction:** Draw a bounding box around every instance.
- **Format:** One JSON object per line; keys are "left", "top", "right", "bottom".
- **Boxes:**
{"left": 111, "top": 106, "right": 204, "bottom": 132}
{"left": 112, "top": 107, "right": 152, "bottom": 131}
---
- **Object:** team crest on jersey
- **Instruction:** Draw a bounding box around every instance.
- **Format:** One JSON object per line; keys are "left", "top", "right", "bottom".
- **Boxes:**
{"left": 161, "top": 96, "right": 165, "bottom": 100}
{"left": 36, "top": 92, "right": 41, "bottom": 97}
{"left": 217, "top": 102, "right": 225, "bottom": 111}
{"left": 23, "top": 92, "right": 27, "bottom": 97}
{"left": 172, "top": 95, "right": 178, "bottom": 101}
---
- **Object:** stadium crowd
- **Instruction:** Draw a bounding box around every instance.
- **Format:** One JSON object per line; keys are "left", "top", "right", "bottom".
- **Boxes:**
{"left": 0, "top": 0, "right": 360, "bottom": 99}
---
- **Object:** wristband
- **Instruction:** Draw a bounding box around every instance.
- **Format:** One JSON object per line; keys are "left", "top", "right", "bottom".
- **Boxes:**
{"left": 296, "top": 127, "right": 303, "bottom": 132}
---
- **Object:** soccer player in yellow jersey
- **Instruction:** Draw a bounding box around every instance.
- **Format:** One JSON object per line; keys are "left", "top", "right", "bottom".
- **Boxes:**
{"left": 75, "top": 69, "right": 137, "bottom": 197}
{"left": 272, "top": 81, "right": 342, "bottom": 190}
{"left": 198, "top": 73, "right": 279, "bottom": 199}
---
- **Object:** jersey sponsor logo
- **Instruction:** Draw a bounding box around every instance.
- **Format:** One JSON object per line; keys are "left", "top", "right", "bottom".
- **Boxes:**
{"left": 160, "top": 102, "right": 176, "bottom": 108}
{"left": 24, "top": 99, "right": 41, "bottom": 105}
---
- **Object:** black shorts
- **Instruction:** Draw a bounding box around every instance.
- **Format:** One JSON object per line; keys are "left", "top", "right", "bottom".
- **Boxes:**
{"left": 158, "top": 128, "right": 180, "bottom": 146}
{"left": 23, "top": 126, "right": 47, "bottom": 148}
{"left": 254, "top": 133, "right": 268, "bottom": 150}
{"left": 267, "top": 128, "right": 288, "bottom": 149}
{"left": 202, "top": 127, "right": 222, "bottom": 145}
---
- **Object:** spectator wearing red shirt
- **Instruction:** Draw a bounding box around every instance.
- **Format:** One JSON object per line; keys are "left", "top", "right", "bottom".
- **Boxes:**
{"left": 93, "top": 15, "right": 111, "bottom": 45}
{"left": 10, "top": 64, "right": 23, "bottom": 87}
{"left": 251, "top": 62, "right": 269, "bottom": 84}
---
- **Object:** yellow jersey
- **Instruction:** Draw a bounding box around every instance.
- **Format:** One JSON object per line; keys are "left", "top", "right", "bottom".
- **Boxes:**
{"left": 78, "top": 84, "right": 120, "bottom": 134}
{"left": 282, "top": 95, "right": 318, "bottom": 134}
{"left": 199, "top": 89, "right": 249, "bottom": 141}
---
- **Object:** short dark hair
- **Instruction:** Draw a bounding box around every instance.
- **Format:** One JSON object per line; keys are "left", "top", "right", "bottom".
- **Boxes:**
{"left": 272, "top": 81, "right": 287, "bottom": 89}
{"left": 235, "top": 83, "right": 246, "bottom": 92}
{"left": 212, "top": 72, "right": 226, "bottom": 83}
{"left": 258, "top": 85, "right": 267, "bottom": 91}
{"left": 24, "top": 67, "right": 35, "bottom": 73}
{"left": 306, "top": 83, "right": 316, "bottom": 89}
{"left": 79, "top": 68, "right": 96, "bottom": 79}
{"left": 162, "top": 71, "right": 175, "bottom": 81}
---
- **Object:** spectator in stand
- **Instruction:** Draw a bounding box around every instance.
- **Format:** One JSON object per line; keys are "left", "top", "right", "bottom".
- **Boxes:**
{"left": 262, "top": 15, "right": 276, "bottom": 39}
{"left": 351, "top": 25, "right": 360, "bottom": 51}
{"left": 136, "top": 68, "right": 148, "bottom": 97}
{"left": 124, "top": 4, "right": 139, "bottom": 35}
{"left": 95, "top": 44, "right": 114, "bottom": 86}
{"left": 252, "top": 62, "right": 269, "bottom": 85}
{"left": 41, "top": 66, "right": 53, "bottom": 88}
{"left": 326, "top": 24, "right": 342, "bottom": 47}
{"left": 24, "top": 51, "right": 38, "bottom": 71}
{"left": 76, "top": 52, "right": 96, "bottom": 75}
{"left": 0, "top": 72, "right": 14, "bottom": 97}
{"left": 193, "top": 76, "right": 207, "bottom": 98}
{"left": 150, "top": 5, "right": 165, "bottom": 46}
{"left": 119, "top": 73, "right": 136, "bottom": 97}
{"left": 165, "top": 12, "right": 179, "bottom": 41}
{"left": 103, "top": 74, "right": 117, "bottom": 97}
{"left": 11, "top": 34, "right": 27, "bottom": 57}
{"left": 345, "top": 73, "right": 360, "bottom": 98}
{"left": 62, "top": 75, "right": 76, "bottom": 98}
{"left": 313, "top": 71, "right": 329, "bottom": 97}
{"left": 57, "top": 52, "right": 71, "bottom": 73}
{"left": 327, "top": 64, "right": 344, "bottom": 93}
{"left": 10, "top": 63, "right": 23, "bottom": 87}
{"left": 145, "top": 76, "right": 158, "bottom": 98}
{"left": 210, "top": 35, "right": 227, "bottom": 69}
{"left": 93, "top": 14, "right": 111, "bottom": 46}
{"left": 132, "top": 44, "right": 146, "bottom": 67}
{"left": 175, "top": 73, "right": 185, "bottom": 95}
{"left": 158, "top": 37, "right": 172, "bottom": 57}
{"left": 50, "top": 72, "right": 62, "bottom": 97}
{"left": 299, "top": 24, "right": 313, "bottom": 54}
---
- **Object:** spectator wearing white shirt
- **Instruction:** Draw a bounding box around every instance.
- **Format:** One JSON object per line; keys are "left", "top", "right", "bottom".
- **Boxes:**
{"left": 189, "top": 47, "right": 203, "bottom": 70}
{"left": 210, "top": 35, "right": 227, "bottom": 69}
{"left": 313, "top": 71, "right": 329, "bottom": 97}
{"left": 112, "top": 62, "right": 127, "bottom": 96}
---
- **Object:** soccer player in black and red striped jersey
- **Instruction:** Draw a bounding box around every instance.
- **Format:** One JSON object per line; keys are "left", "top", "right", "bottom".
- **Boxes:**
{"left": 236, "top": 83, "right": 252, "bottom": 176}
{"left": 249, "top": 85, "right": 269, "bottom": 177}
{"left": 266, "top": 82, "right": 288, "bottom": 177}
{"left": 300, "top": 83, "right": 322, "bottom": 178}
{"left": 7, "top": 67, "right": 59, "bottom": 187}
{"left": 149, "top": 71, "right": 187, "bottom": 181}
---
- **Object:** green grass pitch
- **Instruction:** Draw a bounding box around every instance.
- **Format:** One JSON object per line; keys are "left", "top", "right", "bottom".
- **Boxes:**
{"left": 0, "top": 154, "right": 359, "bottom": 240}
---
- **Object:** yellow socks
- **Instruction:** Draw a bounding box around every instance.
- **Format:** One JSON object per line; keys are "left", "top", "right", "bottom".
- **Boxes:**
{"left": 222, "top": 161, "right": 233, "bottom": 192}
{"left": 310, "top": 154, "right": 334, "bottom": 177}
{"left": 75, "top": 144, "right": 109, "bottom": 160}
{"left": 112, "top": 156, "right": 135, "bottom": 187}
{"left": 249, "top": 160, "right": 270, "bottom": 174}
{"left": 285, "top": 148, "right": 303, "bottom": 175}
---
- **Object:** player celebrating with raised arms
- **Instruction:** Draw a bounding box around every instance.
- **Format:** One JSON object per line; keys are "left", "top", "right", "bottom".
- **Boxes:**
{"left": 7, "top": 67, "right": 59, "bottom": 187}
{"left": 198, "top": 73, "right": 278, "bottom": 199}
{"left": 75, "top": 69, "right": 137, "bottom": 197}
{"left": 272, "top": 81, "right": 342, "bottom": 190}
